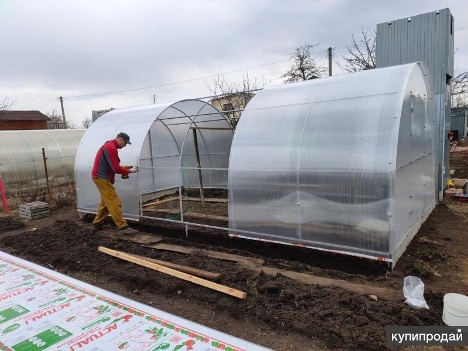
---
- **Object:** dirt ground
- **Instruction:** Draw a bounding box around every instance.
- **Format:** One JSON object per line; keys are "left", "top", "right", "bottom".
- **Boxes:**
{"left": 0, "top": 141, "right": 468, "bottom": 351}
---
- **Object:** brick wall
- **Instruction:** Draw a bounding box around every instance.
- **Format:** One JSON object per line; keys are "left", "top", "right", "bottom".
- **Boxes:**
{"left": 0, "top": 120, "right": 48, "bottom": 130}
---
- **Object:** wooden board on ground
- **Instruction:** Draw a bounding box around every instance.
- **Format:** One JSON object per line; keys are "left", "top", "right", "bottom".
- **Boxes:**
{"left": 183, "top": 197, "right": 228, "bottom": 203}
{"left": 184, "top": 212, "right": 228, "bottom": 222}
{"left": 145, "top": 243, "right": 264, "bottom": 266}
{"left": 98, "top": 229, "right": 163, "bottom": 245}
{"left": 242, "top": 264, "right": 401, "bottom": 301}
{"left": 142, "top": 196, "right": 180, "bottom": 207}
{"left": 126, "top": 252, "right": 221, "bottom": 280}
{"left": 98, "top": 246, "right": 246, "bottom": 299}
{"left": 143, "top": 196, "right": 228, "bottom": 208}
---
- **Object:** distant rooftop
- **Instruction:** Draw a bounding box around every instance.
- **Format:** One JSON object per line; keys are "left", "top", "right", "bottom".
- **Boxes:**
{"left": 0, "top": 110, "right": 50, "bottom": 121}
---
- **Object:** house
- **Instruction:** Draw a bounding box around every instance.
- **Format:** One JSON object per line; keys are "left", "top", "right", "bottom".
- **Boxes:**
{"left": 0, "top": 110, "right": 50, "bottom": 130}
{"left": 209, "top": 92, "right": 254, "bottom": 127}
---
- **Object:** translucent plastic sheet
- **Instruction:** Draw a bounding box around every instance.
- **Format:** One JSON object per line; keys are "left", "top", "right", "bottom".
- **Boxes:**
{"left": 229, "top": 62, "right": 436, "bottom": 263}
{"left": 0, "top": 129, "right": 85, "bottom": 193}
{"left": 75, "top": 100, "right": 233, "bottom": 220}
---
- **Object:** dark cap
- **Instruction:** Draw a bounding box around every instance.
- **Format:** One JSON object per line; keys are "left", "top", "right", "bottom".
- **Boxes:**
{"left": 117, "top": 132, "right": 131, "bottom": 145}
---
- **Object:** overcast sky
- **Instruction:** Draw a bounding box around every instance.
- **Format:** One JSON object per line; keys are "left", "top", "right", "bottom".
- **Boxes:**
{"left": 1, "top": 0, "right": 467, "bottom": 127}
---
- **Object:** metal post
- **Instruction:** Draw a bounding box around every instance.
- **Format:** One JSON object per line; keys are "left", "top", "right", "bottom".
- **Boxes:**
{"left": 42, "top": 148, "right": 52, "bottom": 203}
{"left": 59, "top": 96, "right": 67, "bottom": 127}
{"left": 328, "top": 47, "right": 333, "bottom": 76}
{"left": 192, "top": 128, "right": 205, "bottom": 207}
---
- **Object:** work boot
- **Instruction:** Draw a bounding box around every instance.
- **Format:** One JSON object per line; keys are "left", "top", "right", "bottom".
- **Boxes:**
{"left": 118, "top": 226, "right": 138, "bottom": 235}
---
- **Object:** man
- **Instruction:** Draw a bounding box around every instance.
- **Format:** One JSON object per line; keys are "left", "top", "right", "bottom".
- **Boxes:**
{"left": 91, "top": 132, "right": 139, "bottom": 234}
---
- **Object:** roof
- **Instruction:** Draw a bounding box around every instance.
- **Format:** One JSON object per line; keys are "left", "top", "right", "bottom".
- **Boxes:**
{"left": 0, "top": 110, "right": 50, "bottom": 121}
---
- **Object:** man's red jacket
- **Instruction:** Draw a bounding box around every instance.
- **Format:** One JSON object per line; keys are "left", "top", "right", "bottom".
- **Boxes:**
{"left": 91, "top": 139, "right": 130, "bottom": 184}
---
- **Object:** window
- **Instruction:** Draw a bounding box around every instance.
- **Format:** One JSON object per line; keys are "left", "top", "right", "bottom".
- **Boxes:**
{"left": 222, "top": 103, "right": 234, "bottom": 112}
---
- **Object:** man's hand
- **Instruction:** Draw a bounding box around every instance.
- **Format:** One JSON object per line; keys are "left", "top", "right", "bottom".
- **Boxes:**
{"left": 129, "top": 166, "right": 139, "bottom": 173}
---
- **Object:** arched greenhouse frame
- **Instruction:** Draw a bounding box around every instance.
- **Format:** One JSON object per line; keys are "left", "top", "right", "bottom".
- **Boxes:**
{"left": 75, "top": 99, "right": 234, "bottom": 222}
{"left": 75, "top": 62, "right": 437, "bottom": 267}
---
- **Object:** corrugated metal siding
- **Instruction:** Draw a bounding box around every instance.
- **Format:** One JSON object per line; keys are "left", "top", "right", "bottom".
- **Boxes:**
{"left": 451, "top": 108, "right": 467, "bottom": 138}
{"left": 377, "top": 8, "right": 453, "bottom": 94}
{"left": 376, "top": 8, "right": 454, "bottom": 197}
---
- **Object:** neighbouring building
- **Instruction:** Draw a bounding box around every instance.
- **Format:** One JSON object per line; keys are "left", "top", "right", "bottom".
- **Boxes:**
{"left": 451, "top": 107, "right": 468, "bottom": 139}
{"left": 0, "top": 110, "right": 50, "bottom": 130}
{"left": 92, "top": 108, "right": 114, "bottom": 122}
{"left": 210, "top": 93, "right": 254, "bottom": 126}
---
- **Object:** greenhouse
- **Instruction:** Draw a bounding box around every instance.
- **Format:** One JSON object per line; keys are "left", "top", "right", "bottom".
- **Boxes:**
{"left": 75, "top": 99, "right": 234, "bottom": 221}
{"left": 75, "top": 62, "right": 437, "bottom": 266}
{"left": 229, "top": 62, "right": 437, "bottom": 265}
{"left": 0, "top": 129, "right": 85, "bottom": 194}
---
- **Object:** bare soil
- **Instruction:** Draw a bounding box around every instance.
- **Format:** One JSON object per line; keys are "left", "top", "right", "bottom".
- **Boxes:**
{"left": 0, "top": 141, "right": 468, "bottom": 351}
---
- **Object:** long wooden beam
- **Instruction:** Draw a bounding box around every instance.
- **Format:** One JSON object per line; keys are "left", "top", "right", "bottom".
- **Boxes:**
{"left": 125, "top": 252, "right": 221, "bottom": 281}
{"left": 98, "top": 246, "right": 246, "bottom": 299}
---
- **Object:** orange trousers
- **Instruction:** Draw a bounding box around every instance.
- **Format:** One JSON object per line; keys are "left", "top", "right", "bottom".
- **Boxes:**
{"left": 92, "top": 178, "right": 127, "bottom": 229}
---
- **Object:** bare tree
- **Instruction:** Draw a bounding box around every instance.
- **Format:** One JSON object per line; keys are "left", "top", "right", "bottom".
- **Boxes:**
{"left": 207, "top": 72, "right": 267, "bottom": 127}
{"left": 0, "top": 97, "right": 16, "bottom": 110}
{"left": 451, "top": 71, "right": 468, "bottom": 107}
{"left": 46, "top": 108, "right": 74, "bottom": 129}
{"left": 339, "top": 28, "right": 376, "bottom": 72}
{"left": 281, "top": 43, "right": 327, "bottom": 82}
{"left": 81, "top": 117, "right": 93, "bottom": 129}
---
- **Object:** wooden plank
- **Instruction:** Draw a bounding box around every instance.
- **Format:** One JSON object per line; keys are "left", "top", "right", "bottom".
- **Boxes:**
{"left": 183, "top": 197, "right": 228, "bottom": 203}
{"left": 184, "top": 212, "right": 228, "bottom": 222}
{"left": 97, "top": 230, "right": 162, "bottom": 245}
{"left": 153, "top": 209, "right": 180, "bottom": 215}
{"left": 126, "top": 252, "right": 221, "bottom": 281}
{"left": 121, "top": 233, "right": 163, "bottom": 245}
{"left": 143, "top": 196, "right": 228, "bottom": 208}
{"left": 142, "top": 196, "right": 180, "bottom": 208}
{"left": 146, "top": 209, "right": 227, "bottom": 221}
{"left": 98, "top": 246, "right": 246, "bottom": 299}
{"left": 145, "top": 243, "right": 264, "bottom": 266}
{"left": 243, "top": 265, "right": 401, "bottom": 301}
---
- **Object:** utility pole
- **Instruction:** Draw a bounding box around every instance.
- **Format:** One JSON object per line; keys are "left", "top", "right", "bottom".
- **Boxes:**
{"left": 59, "top": 96, "right": 67, "bottom": 128}
{"left": 328, "top": 47, "right": 333, "bottom": 76}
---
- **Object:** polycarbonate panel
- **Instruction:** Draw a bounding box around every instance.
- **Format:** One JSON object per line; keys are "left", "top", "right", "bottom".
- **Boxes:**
{"left": 229, "top": 62, "right": 436, "bottom": 263}
{"left": 0, "top": 129, "right": 85, "bottom": 193}
{"left": 75, "top": 103, "right": 173, "bottom": 219}
{"left": 75, "top": 99, "right": 232, "bottom": 221}
{"left": 180, "top": 103, "right": 233, "bottom": 189}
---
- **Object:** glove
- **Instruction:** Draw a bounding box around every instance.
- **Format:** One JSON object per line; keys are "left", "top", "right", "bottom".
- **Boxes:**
{"left": 129, "top": 166, "right": 139, "bottom": 173}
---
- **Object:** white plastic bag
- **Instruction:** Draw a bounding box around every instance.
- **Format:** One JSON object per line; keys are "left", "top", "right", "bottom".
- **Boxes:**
{"left": 403, "top": 276, "right": 429, "bottom": 309}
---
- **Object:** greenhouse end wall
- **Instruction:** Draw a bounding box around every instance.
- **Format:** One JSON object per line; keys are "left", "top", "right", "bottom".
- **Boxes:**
{"left": 228, "top": 62, "right": 437, "bottom": 265}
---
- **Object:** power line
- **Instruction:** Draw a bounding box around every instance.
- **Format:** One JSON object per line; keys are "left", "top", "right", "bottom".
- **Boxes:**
{"left": 64, "top": 58, "right": 290, "bottom": 100}
{"left": 21, "top": 98, "right": 58, "bottom": 110}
